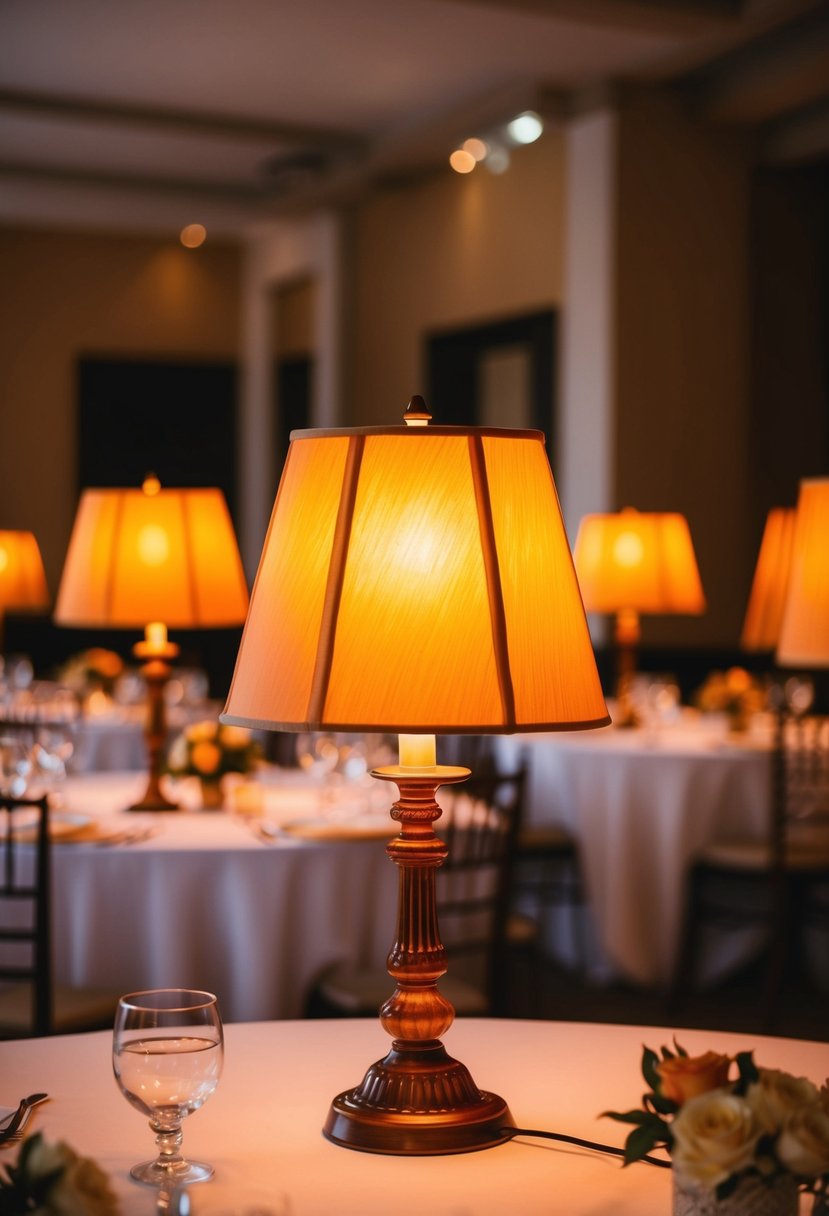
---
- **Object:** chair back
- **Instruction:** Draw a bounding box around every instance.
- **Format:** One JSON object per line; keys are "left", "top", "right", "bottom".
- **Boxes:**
{"left": 772, "top": 712, "right": 829, "bottom": 868}
{"left": 0, "top": 794, "right": 52, "bottom": 1036}
{"left": 435, "top": 753, "right": 526, "bottom": 1009}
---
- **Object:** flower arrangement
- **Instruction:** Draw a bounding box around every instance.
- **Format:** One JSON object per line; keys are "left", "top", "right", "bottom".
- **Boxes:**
{"left": 0, "top": 1132, "right": 119, "bottom": 1216}
{"left": 57, "top": 649, "right": 124, "bottom": 697}
{"left": 603, "top": 1042, "right": 829, "bottom": 1207}
{"left": 166, "top": 719, "right": 261, "bottom": 782}
{"left": 694, "top": 668, "right": 766, "bottom": 730}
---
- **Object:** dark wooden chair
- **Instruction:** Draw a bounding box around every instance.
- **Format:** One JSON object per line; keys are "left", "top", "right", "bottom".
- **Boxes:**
{"left": 309, "top": 759, "right": 527, "bottom": 1018}
{"left": 0, "top": 793, "right": 120, "bottom": 1037}
{"left": 670, "top": 712, "right": 829, "bottom": 1028}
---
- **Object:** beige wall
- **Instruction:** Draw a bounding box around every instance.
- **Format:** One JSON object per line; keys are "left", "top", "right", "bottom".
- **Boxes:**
{"left": 350, "top": 135, "right": 565, "bottom": 425}
{"left": 0, "top": 228, "right": 241, "bottom": 591}
{"left": 614, "top": 88, "right": 753, "bottom": 648}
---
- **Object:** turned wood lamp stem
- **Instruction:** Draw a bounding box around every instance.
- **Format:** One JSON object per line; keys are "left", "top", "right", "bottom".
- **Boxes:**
{"left": 323, "top": 764, "right": 513, "bottom": 1155}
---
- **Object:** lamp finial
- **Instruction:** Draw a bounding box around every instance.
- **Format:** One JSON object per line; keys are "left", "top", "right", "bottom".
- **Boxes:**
{"left": 142, "top": 473, "right": 161, "bottom": 497}
{"left": 403, "top": 396, "right": 432, "bottom": 427}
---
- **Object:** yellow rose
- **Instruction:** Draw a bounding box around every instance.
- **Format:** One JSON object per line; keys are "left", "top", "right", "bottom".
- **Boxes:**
{"left": 725, "top": 667, "right": 752, "bottom": 695}
{"left": 187, "top": 720, "right": 218, "bottom": 743}
{"left": 191, "top": 740, "right": 221, "bottom": 775}
{"left": 671, "top": 1091, "right": 762, "bottom": 1190}
{"left": 219, "top": 724, "right": 252, "bottom": 749}
{"left": 747, "top": 1069, "right": 821, "bottom": 1133}
{"left": 658, "top": 1052, "right": 732, "bottom": 1106}
{"left": 776, "top": 1105, "right": 829, "bottom": 1178}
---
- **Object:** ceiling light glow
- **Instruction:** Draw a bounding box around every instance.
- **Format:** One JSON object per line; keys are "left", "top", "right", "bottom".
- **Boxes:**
{"left": 507, "top": 111, "right": 543, "bottom": 145}
{"left": 449, "top": 149, "right": 476, "bottom": 174}
{"left": 485, "top": 147, "right": 510, "bottom": 175}
{"left": 462, "top": 138, "right": 488, "bottom": 163}
{"left": 180, "top": 223, "right": 207, "bottom": 249}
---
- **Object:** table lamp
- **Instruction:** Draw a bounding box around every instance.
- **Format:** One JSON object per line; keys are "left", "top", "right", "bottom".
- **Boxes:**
{"left": 741, "top": 507, "right": 796, "bottom": 652}
{"left": 55, "top": 478, "right": 248, "bottom": 811}
{"left": 222, "top": 398, "right": 609, "bottom": 1155}
{"left": 0, "top": 530, "right": 49, "bottom": 652}
{"left": 777, "top": 479, "right": 829, "bottom": 670}
{"left": 573, "top": 507, "right": 705, "bottom": 723}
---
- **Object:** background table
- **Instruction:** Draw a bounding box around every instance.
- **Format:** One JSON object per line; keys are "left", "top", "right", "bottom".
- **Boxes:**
{"left": 0, "top": 1019, "right": 821, "bottom": 1215}
{"left": 49, "top": 771, "right": 399, "bottom": 1022}
{"left": 496, "top": 721, "right": 772, "bottom": 986}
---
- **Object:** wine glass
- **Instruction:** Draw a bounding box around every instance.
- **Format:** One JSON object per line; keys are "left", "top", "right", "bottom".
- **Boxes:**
{"left": 113, "top": 989, "right": 223, "bottom": 1186}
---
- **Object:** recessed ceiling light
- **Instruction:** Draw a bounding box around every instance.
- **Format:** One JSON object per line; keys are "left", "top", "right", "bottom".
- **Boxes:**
{"left": 507, "top": 111, "right": 543, "bottom": 145}
{"left": 449, "top": 149, "right": 476, "bottom": 174}
{"left": 180, "top": 223, "right": 207, "bottom": 249}
{"left": 463, "top": 138, "right": 488, "bottom": 163}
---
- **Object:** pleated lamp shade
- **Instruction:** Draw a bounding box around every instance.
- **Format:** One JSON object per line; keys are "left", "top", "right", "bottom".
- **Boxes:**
{"left": 573, "top": 508, "right": 705, "bottom": 616}
{"left": 0, "top": 531, "right": 49, "bottom": 613}
{"left": 741, "top": 507, "right": 796, "bottom": 652}
{"left": 55, "top": 484, "right": 248, "bottom": 629}
{"left": 777, "top": 478, "right": 829, "bottom": 668}
{"left": 223, "top": 424, "right": 609, "bottom": 734}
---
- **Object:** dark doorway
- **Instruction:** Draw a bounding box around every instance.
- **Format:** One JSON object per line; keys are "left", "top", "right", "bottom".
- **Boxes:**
{"left": 426, "top": 310, "right": 556, "bottom": 454}
{"left": 77, "top": 357, "right": 238, "bottom": 515}
{"left": 275, "top": 356, "right": 312, "bottom": 472}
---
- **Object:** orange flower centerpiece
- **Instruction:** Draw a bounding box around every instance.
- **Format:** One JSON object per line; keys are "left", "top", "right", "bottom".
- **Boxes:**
{"left": 604, "top": 1043, "right": 829, "bottom": 1216}
{"left": 694, "top": 667, "right": 766, "bottom": 733}
{"left": 166, "top": 719, "right": 261, "bottom": 809}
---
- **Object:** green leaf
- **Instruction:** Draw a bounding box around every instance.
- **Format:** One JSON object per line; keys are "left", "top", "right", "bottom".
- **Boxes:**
{"left": 735, "top": 1051, "right": 759, "bottom": 1092}
{"left": 673, "top": 1038, "right": 688, "bottom": 1057}
{"left": 601, "top": 1109, "right": 652, "bottom": 1125}
{"left": 645, "top": 1090, "right": 679, "bottom": 1116}
{"left": 623, "top": 1121, "right": 664, "bottom": 1166}
{"left": 715, "top": 1173, "right": 744, "bottom": 1202}
{"left": 642, "top": 1046, "right": 662, "bottom": 1092}
{"left": 660, "top": 1045, "right": 675, "bottom": 1060}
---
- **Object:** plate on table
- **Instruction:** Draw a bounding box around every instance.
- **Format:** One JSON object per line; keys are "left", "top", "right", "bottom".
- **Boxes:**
{"left": 11, "top": 810, "right": 95, "bottom": 843}
{"left": 279, "top": 815, "right": 395, "bottom": 842}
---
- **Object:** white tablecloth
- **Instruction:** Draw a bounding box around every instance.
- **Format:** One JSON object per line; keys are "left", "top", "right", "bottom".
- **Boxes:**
{"left": 496, "top": 722, "right": 773, "bottom": 986}
{"left": 0, "top": 1019, "right": 821, "bottom": 1215}
{"left": 49, "top": 771, "right": 399, "bottom": 1022}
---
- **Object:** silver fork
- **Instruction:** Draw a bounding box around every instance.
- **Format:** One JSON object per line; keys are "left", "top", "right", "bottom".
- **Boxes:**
{"left": 0, "top": 1094, "right": 49, "bottom": 1145}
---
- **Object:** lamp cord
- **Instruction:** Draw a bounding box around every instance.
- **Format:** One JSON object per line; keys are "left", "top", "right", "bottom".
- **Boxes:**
{"left": 501, "top": 1126, "right": 671, "bottom": 1169}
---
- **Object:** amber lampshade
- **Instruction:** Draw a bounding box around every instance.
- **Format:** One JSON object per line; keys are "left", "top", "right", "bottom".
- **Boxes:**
{"left": 222, "top": 409, "right": 608, "bottom": 1156}
{"left": 56, "top": 482, "right": 248, "bottom": 811}
{"left": 223, "top": 424, "right": 609, "bottom": 734}
{"left": 55, "top": 485, "right": 248, "bottom": 629}
{"left": 777, "top": 479, "right": 829, "bottom": 668}
{"left": 0, "top": 531, "right": 49, "bottom": 616}
{"left": 741, "top": 508, "right": 796, "bottom": 652}
{"left": 573, "top": 507, "right": 705, "bottom": 618}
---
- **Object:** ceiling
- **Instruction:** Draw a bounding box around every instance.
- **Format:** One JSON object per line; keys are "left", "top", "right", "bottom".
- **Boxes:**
{"left": 1, "top": 0, "right": 827, "bottom": 236}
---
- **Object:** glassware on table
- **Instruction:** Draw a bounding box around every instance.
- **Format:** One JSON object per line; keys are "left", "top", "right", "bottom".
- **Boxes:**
{"left": 113, "top": 989, "right": 223, "bottom": 1187}
{"left": 0, "top": 735, "right": 32, "bottom": 796}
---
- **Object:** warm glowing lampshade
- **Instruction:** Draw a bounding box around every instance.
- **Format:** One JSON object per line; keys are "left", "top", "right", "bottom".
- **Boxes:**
{"left": 55, "top": 486, "right": 248, "bottom": 629}
{"left": 573, "top": 507, "right": 705, "bottom": 616}
{"left": 741, "top": 507, "right": 796, "bottom": 652}
{"left": 777, "top": 478, "right": 829, "bottom": 668}
{"left": 0, "top": 531, "right": 49, "bottom": 614}
{"left": 56, "top": 483, "right": 248, "bottom": 812}
{"left": 223, "top": 424, "right": 609, "bottom": 734}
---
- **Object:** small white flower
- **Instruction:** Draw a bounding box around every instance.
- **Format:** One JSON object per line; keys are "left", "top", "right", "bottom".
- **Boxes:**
{"left": 672, "top": 1090, "right": 763, "bottom": 1190}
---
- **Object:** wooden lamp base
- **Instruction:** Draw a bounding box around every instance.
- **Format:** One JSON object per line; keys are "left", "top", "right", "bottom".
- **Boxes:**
{"left": 322, "top": 764, "right": 513, "bottom": 1156}
{"left": 128, "top": 642, "right": 180, "bottom": 813}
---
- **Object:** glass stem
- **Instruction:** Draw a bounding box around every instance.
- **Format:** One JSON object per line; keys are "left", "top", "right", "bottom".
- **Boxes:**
{"left": 149, "top": 1120, "right": 184, "bottom": 1171}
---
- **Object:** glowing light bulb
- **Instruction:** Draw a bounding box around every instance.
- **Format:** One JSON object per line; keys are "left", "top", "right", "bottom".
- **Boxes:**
{"left": 613, "top": 532, "right": 645, "bottom": 569}
{"left": 138, "top": 525, "right": 170, "bottom": 567}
